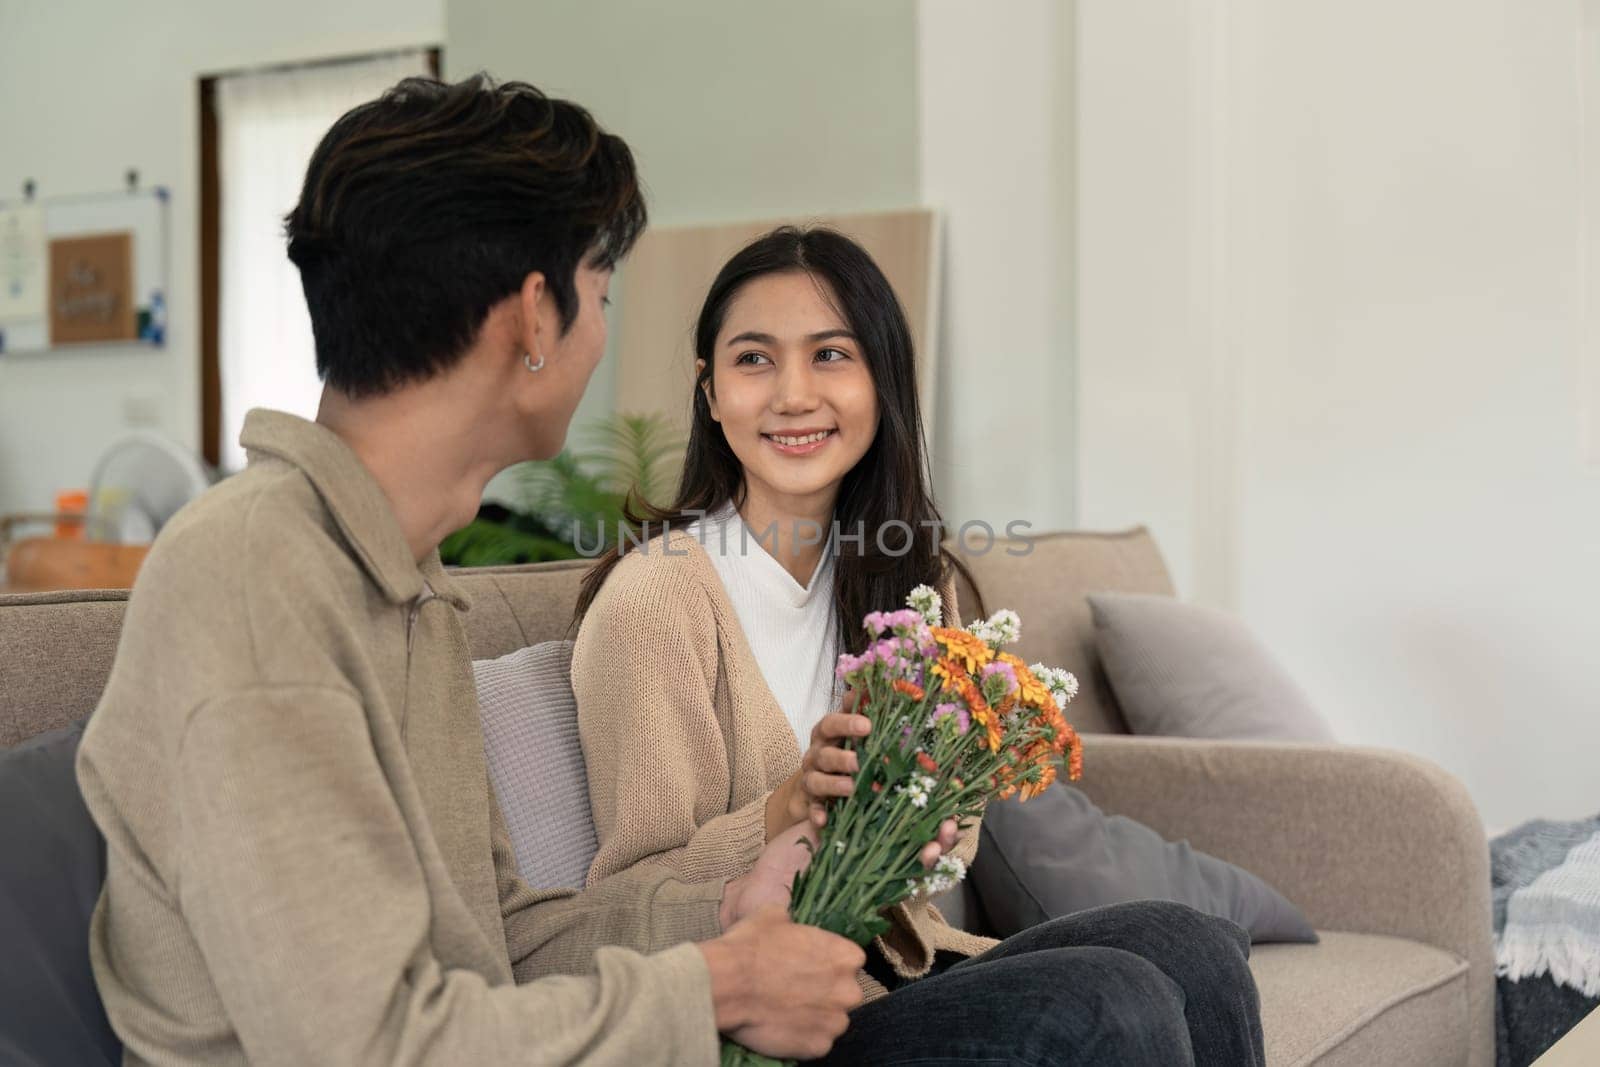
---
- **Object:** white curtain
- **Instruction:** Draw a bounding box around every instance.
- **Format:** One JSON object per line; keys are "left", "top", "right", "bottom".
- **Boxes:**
{"left": 216, "top": 52, "right": 431, "bottom": 474}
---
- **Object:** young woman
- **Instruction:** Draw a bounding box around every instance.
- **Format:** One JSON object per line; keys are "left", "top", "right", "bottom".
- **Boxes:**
{"left": 572, "top": 226, "right": 1266, "bottom": 1064}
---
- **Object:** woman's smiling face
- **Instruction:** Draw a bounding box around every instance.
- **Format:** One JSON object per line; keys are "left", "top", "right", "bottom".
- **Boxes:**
{"left": 701, "top": 270, "right": 880, "bottom": 517}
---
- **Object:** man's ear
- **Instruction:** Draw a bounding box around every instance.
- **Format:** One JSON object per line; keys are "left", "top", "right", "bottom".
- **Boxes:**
{"left": 696, "top": 357, "right": 720, "bottom": 422}
{"left": 518, "top": 271, "right": 550, "bottom": 359}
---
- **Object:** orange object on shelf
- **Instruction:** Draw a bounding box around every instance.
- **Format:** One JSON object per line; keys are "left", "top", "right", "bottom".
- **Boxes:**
{"left": 54, "top": 489, "right": 88, "bottom": 540}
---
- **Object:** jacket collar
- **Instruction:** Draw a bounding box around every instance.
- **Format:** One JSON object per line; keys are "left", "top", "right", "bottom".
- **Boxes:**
{"left": 239, "top": 409, "right": 470, "bottom": 609}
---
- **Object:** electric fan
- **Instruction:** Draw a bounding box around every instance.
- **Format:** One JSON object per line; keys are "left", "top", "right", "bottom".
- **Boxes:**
{"left": 85, "top": 432, "right": 215, "bottom": 543}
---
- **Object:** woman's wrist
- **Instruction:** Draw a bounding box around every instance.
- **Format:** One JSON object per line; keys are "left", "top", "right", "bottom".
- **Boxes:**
{"left": 764, "top": 776, "right": 800, "bottom": 842}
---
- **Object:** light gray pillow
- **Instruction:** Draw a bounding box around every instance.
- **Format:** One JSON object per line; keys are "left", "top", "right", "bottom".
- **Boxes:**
{"left": 474, "top": 641, "right": 598, "bottom": 890}
{"left": 973, "top": 783, "right": 1318, "bottom": 944}
{"left": 1089, "top": 592, "right": 1335, "bottom": 741}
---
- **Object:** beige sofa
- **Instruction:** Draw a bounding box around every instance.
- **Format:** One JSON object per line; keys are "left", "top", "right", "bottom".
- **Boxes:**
{"left": 0, "top": 527, "right": 1492, "bottom": 1066}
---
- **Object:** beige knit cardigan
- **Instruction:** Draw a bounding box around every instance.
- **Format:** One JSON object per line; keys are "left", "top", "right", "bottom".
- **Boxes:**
{"left": 573, "top": 529, "right": 996, "bottom": 997}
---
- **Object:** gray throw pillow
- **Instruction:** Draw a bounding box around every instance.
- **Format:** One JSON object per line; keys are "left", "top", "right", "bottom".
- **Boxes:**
{"left": 474, "top": 641, "right": 598, "bottom": 890}
{"left": 973, "top": 782, "right": 1318, "bottom": 944}
{"left": 1089, "top": 592, "right": 1335, "bottom": 741}
{"left": 0, "top": 719, "right": 122, "bottom": 1065}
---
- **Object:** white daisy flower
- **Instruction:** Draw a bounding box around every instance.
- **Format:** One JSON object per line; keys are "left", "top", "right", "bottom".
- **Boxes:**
{"left": 923, "top": 854, "right": 968, "bottom": 895}
{"left": 986, "top": 609, "right": 1021, "bottom": 645}
{"left": 1030, "top": 663, "right": 1081, "bottom": 704}
{"left": 906, "top": 584, "right": 943, "bottom": 626}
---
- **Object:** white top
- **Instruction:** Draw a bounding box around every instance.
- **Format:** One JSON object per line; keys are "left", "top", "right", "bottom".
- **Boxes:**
{"left": 688, "top": 504, "right": 841, "bottom": 745}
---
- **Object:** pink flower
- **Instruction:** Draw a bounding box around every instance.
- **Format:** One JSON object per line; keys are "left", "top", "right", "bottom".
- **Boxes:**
{"left": 835, "top": 651, "right": 870, "bottom": 683}
{"left": 931, "top": 702, "right": 970, "bottom": 734}
{"left": 980, "top": 660, "right": 1019, "bottom": 702}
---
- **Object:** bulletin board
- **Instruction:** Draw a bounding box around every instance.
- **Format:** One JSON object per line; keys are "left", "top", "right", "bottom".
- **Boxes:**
{"left": 0, "top": 187, "right": 169, "bottom": 355}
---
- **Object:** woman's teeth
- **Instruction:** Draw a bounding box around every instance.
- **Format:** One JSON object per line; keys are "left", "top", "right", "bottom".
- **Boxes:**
{"left": 767, "top": 430, "right": 834, "bottom": 446}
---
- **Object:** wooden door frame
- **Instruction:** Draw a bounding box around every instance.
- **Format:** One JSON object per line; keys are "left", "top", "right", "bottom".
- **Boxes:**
{"left": 197, "top": 46, "right": 441, "bottom": 467}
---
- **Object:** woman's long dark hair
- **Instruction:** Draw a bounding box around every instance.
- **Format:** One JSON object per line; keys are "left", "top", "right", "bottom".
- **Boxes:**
{"left": 574, "top": 225, "right": 978, "bottom": 651}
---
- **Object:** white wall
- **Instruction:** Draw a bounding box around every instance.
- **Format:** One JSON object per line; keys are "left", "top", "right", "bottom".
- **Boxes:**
{"left": 1077, "top": 0, "right": 1600, "bottom": 830}
{"left": 449, "top": 0, "right": 1080, "bottom": 532}
{"left": 444, "top": 0, "right": 922, "bottom": 455}
{"left": 0, "top": 0, "right": 442, "bottom": 516}
{"left": 918, "top": 0, "right": 1077, "bottom": 534}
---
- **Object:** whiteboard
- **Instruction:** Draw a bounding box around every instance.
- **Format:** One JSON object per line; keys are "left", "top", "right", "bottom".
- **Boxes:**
{"left": 0, "top": 188, "right": 169, "bottom": 355}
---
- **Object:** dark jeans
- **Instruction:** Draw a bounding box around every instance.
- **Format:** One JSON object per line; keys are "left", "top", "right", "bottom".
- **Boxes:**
{"left": 814, "top": 900, "right": 1265, "bottom": 1066}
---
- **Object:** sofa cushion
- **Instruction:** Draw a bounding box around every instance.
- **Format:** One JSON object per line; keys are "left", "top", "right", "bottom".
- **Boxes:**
{"left": 1089, "top": 592, "right": 1335, "bottom": 742}
{"left": 1253, "top": 932, "right": 1469, "bottom": 1067}
{"left": 474, "top": 640, "right": 598, "bottom": 889}
{"left": 454, "top": 560, "right": 592, "bottom": 661}
{"left": 947, "top": 527, "right": 1176, "bottom": 735}
{"left": 974, "top": 781, "right": 1317, "bottom": 944}
{"left": 0, "top": 719, "right": 121, "bottom": 1065}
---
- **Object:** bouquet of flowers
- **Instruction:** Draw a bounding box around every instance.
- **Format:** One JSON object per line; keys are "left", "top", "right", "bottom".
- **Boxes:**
{"left": 722, "top": 585, "right": 1083, "bottom": 1067}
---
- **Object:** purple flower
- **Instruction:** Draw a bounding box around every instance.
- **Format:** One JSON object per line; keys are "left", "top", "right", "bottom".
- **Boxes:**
{"left": 931, "top": 702, "right": 970, "bottom": 734}
{"left": 980, "top": 660, "right": 1019, "bottom": 702}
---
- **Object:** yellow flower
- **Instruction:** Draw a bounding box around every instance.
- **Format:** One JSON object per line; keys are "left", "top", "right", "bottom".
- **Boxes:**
{"left": 934, "top": 627, "right": 994, "bottom": 675}
{"left": 999, "top": 652, "right": 1051, "bottom": 709}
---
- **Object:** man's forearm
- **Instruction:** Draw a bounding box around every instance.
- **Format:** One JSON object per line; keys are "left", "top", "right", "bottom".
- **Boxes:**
{"left": 505, "top": 865, "right": 727, "bottom": 982}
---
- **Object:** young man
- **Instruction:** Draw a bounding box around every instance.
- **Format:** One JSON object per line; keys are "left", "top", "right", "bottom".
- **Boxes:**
{"left": 74, "top": 75, "right": 877, "bottom": 1065}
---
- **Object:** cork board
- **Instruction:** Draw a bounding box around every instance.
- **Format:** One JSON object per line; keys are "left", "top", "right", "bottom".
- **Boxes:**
{"left": 613, "top": 209, "right": 941, "bottom": 437}
{"left": 49, "top": 232, "right": 137, "bottom": 345}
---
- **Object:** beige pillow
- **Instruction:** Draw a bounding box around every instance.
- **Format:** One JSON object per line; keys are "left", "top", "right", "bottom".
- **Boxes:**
{"left": 1089, "top": 593, "right": 1335, "bottom": 742}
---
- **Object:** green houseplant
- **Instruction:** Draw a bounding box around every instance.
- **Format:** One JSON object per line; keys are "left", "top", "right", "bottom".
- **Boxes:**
{"left": 440, "top": 412, "right": 685, "bottom": 567}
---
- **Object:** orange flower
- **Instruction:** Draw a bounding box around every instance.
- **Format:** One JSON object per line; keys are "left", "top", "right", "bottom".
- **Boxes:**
{"left": 1064, "top": 726, "right": 1084, "bottom": 781}
{"left": 1000, "top": 652, "right": 1051, "bottom": 708}
{"left": 929, "top": 656, "right": 963, "bottom": 689}
{"left": 915, "top": 751, "right": 939, "bottom": 774}
{"left": 933, "top": 627, "right": 994, "bottom": 674}
{"left": 972, "top": 707, "right": 1003, "bottom": 752}
{"left": 893, "top": 679, "right": 926, "bottom": 702}
{"left": 945, "top": 665, "right": 1002, "bottom": 752}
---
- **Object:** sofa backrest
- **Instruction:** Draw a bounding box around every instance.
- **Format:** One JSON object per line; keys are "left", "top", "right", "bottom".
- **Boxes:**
{"left": 0, "top": 528, "right": 1173, "bottom": 748}
{"left": 948, "top": 528, "right": 1175, "bottom": 735}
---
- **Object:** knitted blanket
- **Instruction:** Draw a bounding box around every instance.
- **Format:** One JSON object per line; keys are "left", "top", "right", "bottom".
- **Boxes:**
{"left": 1492, "top": 815, "right": 1600, "bottom": 1067}
{"left": 1494, "top": 814, "right": 1600, "bottom": 996}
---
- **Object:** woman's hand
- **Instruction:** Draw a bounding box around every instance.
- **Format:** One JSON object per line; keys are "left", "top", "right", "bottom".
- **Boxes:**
{"left": 722, "top": 822, "right": 820, "bottom": 926}
{"left": 765, "top": 691, "right": 871, "bottom": 841}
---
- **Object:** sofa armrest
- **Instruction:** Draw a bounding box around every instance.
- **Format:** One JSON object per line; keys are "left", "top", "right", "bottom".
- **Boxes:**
{"left": 1076, "top": 735, "right": 1496, "bottom": 1067}
{"left": 1073, "top": 735, "right": 1491, "bottom": 960}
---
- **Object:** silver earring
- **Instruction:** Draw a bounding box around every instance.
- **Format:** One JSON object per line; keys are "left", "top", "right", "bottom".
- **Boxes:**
{"left": 523, "top": 348, "right": 545, "bottom": 373}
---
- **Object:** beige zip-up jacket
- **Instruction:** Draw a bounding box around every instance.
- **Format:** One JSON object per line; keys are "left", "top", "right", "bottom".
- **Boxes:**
{"left": 76, "top": 410, "right": 724, "bottom": 1066}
